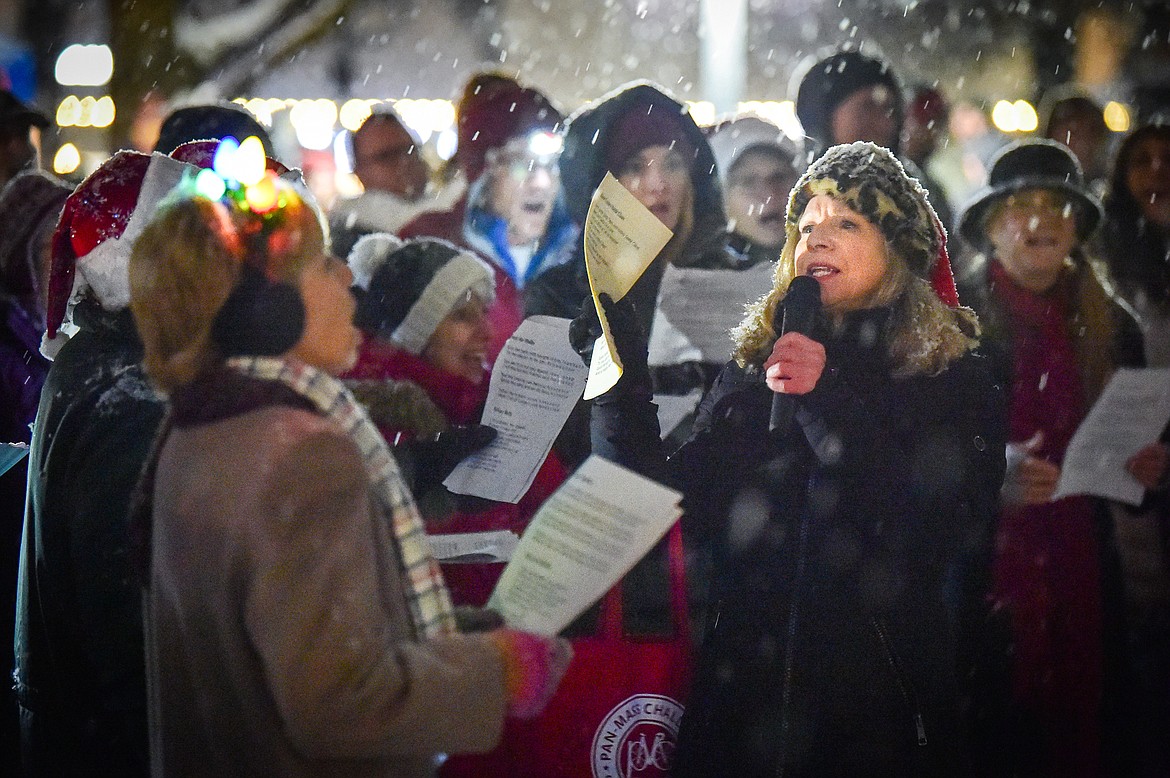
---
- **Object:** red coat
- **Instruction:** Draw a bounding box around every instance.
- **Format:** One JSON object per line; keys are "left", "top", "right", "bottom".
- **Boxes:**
{"left": 341, "top": 334, "right": 566, "bottom": 607}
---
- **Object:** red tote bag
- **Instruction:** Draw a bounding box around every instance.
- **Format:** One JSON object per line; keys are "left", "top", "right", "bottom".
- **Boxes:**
{"left": 441, "top": 522, "right": 693, "bottom": 778}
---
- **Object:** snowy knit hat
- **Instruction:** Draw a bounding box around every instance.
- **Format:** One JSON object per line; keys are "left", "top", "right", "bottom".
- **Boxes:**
{"left": 789, "top": 141, "right": 958, "bottom": 305}
{"left": 732, "top": 141, "right": 976, "bottom": 375}
{"left": 457, "top": 72, "right": 563, "bottom": 183}
{"left": 349, "top": 235, "right": 495, "bottom": 354}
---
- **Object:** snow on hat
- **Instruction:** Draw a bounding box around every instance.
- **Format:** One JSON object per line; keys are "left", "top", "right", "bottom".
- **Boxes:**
{"left": 707, "top": 115, "right": 802, "bottom": 187}
{"left": 789, "top": 141, "right": 959, "bottom": 305}
{"left": 957, "top": 138, "right": 1103, "bottom": 253}
{"left": 350, "top": 236, "right": 495, "bottom": 354}
{"left": 796, "top": 50, "right": 903, "bottom": 154}
{"left": 44, "top": 151, "right": 204, "bottom": 348}
{"left": 347, "top": 232, "right": 404, "bottom": 291}
{"left": 44, "top": 141, "right": 299, "bottom": 354}
{"left": 457, "top": 73, "right": 563, "bottom": 183}
{"left": 603, "top": 100, "right": 697, "bottom": 173}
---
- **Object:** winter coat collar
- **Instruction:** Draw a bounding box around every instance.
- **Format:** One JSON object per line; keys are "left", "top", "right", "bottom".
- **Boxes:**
{"left": 168, "top": 364, "right": 318, "bottom": 428}
{"left": 462, "top": 175, "right": 578, "bottom": 288}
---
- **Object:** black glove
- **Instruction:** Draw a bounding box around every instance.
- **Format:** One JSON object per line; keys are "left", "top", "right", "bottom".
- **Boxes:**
{"left": 569, "top": 295, "right": 603, "bottom": 366}
{"left": 398, "top": 423, "right": 498, "bottom": 493}
{"left": 568, "top": 293, "right": 651, "bottom": 401}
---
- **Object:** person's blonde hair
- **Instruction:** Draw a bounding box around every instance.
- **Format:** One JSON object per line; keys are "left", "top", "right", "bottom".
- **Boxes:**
{"left": 129, "top": 193, "right": 324, "bottom": 392}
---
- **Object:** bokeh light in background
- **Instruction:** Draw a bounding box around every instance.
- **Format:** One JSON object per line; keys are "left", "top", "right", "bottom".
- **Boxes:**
{"left": 990, "top": 99, "right": 1039, "bottom": 133}
{"left": 54, "top": 44, "right": 113, "bottom": 87}
{"left": 52, "top": 142, "right": 81, "bottom": 175}
{"left": 1103, "top": 100, "right": 1130, "bottom": 132}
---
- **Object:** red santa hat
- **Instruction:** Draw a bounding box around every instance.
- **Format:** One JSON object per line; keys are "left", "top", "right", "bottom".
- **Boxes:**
{"left": 43, "top": 142, "right": 293, "bottom": 355}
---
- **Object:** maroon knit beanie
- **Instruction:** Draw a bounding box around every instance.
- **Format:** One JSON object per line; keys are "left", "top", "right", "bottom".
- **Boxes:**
{"left": 456, "top": 74, "right": 562, "bottom": 183}
{"left": 604, "top": 104, "right": 696, "bottom": 172}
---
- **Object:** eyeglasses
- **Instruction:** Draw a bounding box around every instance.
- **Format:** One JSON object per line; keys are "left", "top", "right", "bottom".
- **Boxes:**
{"left": 493, "top": 153, "right": 559, "bottom": 180}
{"left": 1001, "top": 190, "right": 1075, "bottom": 216}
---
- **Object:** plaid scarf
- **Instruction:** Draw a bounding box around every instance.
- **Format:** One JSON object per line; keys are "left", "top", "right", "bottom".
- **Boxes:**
{"left": 227, "top": 355, "right": 457, "bottom": 639}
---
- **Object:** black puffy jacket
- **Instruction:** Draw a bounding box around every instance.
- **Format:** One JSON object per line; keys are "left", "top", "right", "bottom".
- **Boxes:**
{"left": 14, "top": 299, "right": 160, "bottom": 776}
{"left": 593, "top": 307, "right": 1007, "bottom": 777}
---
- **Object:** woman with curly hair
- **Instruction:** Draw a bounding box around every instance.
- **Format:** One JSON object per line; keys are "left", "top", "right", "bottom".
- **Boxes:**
{"left": 580, "top": 141, "right": 1006, "bottom": 775}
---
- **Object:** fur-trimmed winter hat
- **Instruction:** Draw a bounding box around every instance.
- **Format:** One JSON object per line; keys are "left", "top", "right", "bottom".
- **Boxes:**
{"left": 796, "top": 50, "right": 903, "bottom": 154}
{"left": 348, "top": 235, "right": 495, "bottom": 354}
{"left": 957, "top": 138, "right": 1103, "bottom": 252}
{"left": 456, "top": 72, "right": 563, "bottom": 184}
{"left": 789, "top": 141, "right": 958, "bottom": 304}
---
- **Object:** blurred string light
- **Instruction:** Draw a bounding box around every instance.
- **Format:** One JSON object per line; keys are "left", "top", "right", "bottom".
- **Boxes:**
{"left": 686, "top": 100, "right": 717, "bottom": 126}
{"left": 55, "top": 95, "right": 116, "bottom": 128}
{"left": 991, "top": 99, "right": 1038, "bottom": 133}
{"left": 339, "top": 99, "right": 377, "bottom": 132}
{"left": 289, "top": 99, "right": 338, "bottom": 150}
{"left": 235, "top": 97, "right": 817, "bottom": 151}
{"left": 54, "top": 44, "right": 113, "bottom": 87}
{"left": 52, "top": 143, "right": 81, "bottom": 175}
{"left": 236, "top": 97, "right": 461, "bottom": 149}
{"left": 1103, "top": 101, "right": 1130, "bottom": 133}
{"left": 435, "top": 127, "right": 458, "bottom": 161}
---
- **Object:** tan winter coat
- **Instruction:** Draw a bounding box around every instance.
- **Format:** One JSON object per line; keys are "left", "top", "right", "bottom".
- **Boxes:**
{"left": 144, "top": 405, "right": 507, "bottom": 777}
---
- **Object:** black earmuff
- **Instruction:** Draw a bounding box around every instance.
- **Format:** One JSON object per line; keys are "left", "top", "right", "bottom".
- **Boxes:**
{"left": 211, "top": 266, "right": 305, "bottom": 358}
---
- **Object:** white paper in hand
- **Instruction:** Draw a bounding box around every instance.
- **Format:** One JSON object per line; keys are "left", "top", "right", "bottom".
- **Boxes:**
{"left": 443, "top": 316, "right": 587, "bottom": 503}
{"left": 1053, "top": 367, "right": 1170, "bottom": 505}
{"left": 581, "top": 173, "right": 673, "bottom": 400}
{"left": 486, "top": 455, "right": 683, "bottom": 636}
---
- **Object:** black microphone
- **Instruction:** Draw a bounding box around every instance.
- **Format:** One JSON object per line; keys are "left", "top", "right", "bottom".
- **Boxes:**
{"left": 769, "top": 275, "right": 822, "bottom": 434}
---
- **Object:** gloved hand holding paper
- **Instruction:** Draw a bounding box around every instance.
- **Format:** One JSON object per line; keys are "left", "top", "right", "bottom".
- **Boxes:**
{"left": 581, "top": 172, "right": 673, "bottom": 400}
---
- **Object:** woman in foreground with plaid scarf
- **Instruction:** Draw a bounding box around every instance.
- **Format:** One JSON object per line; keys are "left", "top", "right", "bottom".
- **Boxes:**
{"left": 126, "top": 151, "right": 570, "bottom": 777}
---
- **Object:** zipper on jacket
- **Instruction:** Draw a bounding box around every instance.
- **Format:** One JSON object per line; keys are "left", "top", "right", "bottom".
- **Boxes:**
{"left": 774, "top": 494, "right": 814, "bottom": 778}
{"left": 872, "top": 617, "right": 928, "bottom": 746}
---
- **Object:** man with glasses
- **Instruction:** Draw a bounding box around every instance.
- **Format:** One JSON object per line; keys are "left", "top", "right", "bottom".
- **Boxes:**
{"left": 330, "top": 106, "right": 435, "bottom": 257}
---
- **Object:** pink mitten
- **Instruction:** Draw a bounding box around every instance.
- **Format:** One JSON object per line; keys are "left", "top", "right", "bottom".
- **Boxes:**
{"left": 489, "top": 629, "right": 573, "bottom": 719}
